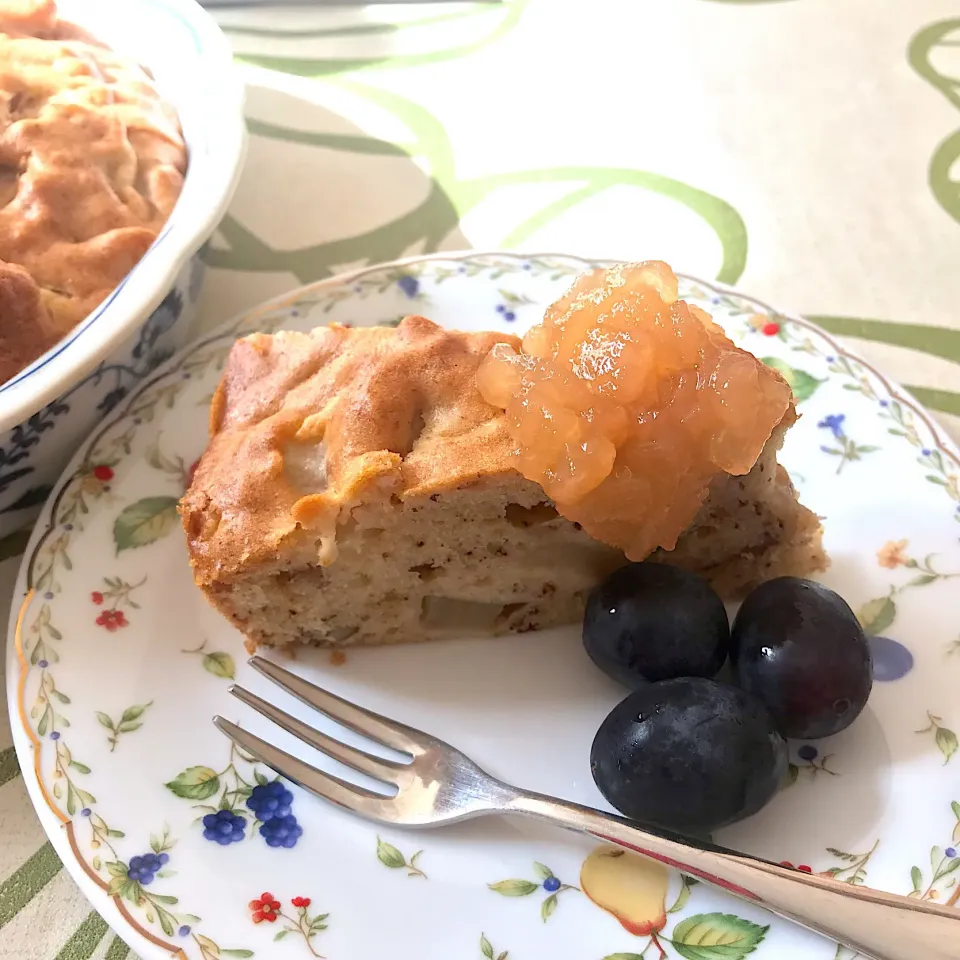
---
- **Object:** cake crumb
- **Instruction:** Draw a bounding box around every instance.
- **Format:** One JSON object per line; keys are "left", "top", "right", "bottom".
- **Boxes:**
{"left": 329, "top": 650, "right": 347, "bottom": 666}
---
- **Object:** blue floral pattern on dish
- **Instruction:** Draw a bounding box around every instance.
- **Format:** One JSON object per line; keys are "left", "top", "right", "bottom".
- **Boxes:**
{"left": 817, "top": 412, "right": 880, "bottom": 473}
{"left": 0, "top": 254, "right": 200, "bottom": 535}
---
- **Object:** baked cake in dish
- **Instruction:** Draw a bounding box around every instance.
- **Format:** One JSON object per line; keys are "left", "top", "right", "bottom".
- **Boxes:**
{"left": 0, "top": 0, "right": 187, "bottom": 383}
{"left": 181, "top": 262, "right": 826, "bottom": 651}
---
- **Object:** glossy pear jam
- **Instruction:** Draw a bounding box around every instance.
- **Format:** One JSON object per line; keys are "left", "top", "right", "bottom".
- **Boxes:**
{"left": 476, "top": 262, "right": 792, "bottom": 559}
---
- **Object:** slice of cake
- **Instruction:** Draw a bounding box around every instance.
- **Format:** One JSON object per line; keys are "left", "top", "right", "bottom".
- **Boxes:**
{"left": 181, "top": 263, "right": 825, "bottom": 651}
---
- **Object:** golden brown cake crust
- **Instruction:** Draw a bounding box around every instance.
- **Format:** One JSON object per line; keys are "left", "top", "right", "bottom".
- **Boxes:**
{"left": 184, "top": 317, "right": 526, "bottom": 587}
{"left": 181, "top": 316, "right": 822, "bottom": 586}
{"left": 0, "top": 0, "right": 187, "bottom": 382}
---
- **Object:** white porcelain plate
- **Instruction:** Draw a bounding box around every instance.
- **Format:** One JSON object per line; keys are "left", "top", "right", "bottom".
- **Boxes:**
{"left": 7, "top": 253, "right": 960, "bottom": 960}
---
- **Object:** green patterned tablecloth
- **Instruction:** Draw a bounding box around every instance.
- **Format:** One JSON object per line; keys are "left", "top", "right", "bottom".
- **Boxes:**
{"left": 2, "top": 1, "right": 960, "bottom": 957}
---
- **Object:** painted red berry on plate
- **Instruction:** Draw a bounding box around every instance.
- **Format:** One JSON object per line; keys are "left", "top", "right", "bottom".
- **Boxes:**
{"left": 93, "top": 465, "right": 114, "bottom": 482}
{"left": 91, "top": 591, "right": 103, "bottom": 605}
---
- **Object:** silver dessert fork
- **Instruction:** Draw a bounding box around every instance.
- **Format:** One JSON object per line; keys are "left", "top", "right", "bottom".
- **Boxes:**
{"left": 215, "top": 657, "right": 959, "bottom": 960}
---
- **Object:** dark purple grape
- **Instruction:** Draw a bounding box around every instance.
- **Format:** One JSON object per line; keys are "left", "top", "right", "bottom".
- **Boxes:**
{"left": 590, "top": 678, "right": 788, "bottom": 834}
{"left": 731, "top": 577, "right": 872, "bottom": 740}
{"left": 582, "top": 563, "right": 730, "bottom": 687}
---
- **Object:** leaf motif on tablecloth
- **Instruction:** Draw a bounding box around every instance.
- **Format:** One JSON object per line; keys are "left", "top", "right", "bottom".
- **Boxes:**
{"left": 222, "top": 0, "right": 529, "bottom": 76}
{"left": 799, "top": 315, "right": 960, "bottom": 419}
{"left": 206, "top": 83, "right": 748, "bottom": 288}
{"left": 909, "top": 20, "right": 960, "bottom": 227}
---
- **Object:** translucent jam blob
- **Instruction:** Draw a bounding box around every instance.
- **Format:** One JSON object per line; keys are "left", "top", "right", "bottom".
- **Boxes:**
{"left": 476, "top": 261, "right": 792, "bottom": 560}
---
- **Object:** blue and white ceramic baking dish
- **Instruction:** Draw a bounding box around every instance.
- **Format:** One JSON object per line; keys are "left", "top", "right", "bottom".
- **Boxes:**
{"left": 0, "top": 0, "right": 246, "bottom": 538}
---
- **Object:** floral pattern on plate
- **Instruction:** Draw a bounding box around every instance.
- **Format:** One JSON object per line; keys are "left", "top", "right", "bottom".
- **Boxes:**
{"left": 7, "top": 252, "right": 960, "bottom": 959}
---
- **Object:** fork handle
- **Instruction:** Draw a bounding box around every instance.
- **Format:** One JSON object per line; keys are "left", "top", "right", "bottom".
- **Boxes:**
{"left": 506, "top": 791, "right": 957, "bottom": 960}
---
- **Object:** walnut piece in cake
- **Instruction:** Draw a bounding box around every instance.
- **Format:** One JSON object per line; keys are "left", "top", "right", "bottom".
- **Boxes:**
{"left": 181, "top": 285, "right": 826, "bottom": 652}
{"left": 0, "top": 0, "right": 187, "bottom": 382}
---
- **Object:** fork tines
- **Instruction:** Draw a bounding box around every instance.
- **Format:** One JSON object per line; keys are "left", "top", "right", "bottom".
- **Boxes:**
{"left": 214, "top": 656, "right": 422, "bottom": 814}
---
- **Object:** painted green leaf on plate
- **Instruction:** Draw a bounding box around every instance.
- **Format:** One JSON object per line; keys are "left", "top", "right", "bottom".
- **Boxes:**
{"left": 376, "top": 837, "right": 407, "bottom": 869}
{"left": 857, "top": 595, "right": 896, "bottom": 635}
{"left": 121, "top": 704, "right": 150, "bottom": 724}
{"left": 113, "top": 497, "right": 179, "bottom": 553}
{"left": 488, "top": 879, "right": 539, "bottom": 896}
{"left": 671, "top": 913, "right": 769, "bottom": 959}
{"left": 165, "top": 766, "right": 220, "bottom": 800}
{"left": 541, "top": 893, "right": 558, "bottom": 921}
{"left": 203, "top": 652, "right": 236, "bottom": 680}
{"left": 936, "top": 726, "right": 958, "bottom": 764}
{"left": 761, "top": 357, "right": 823, "bottom": 402}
